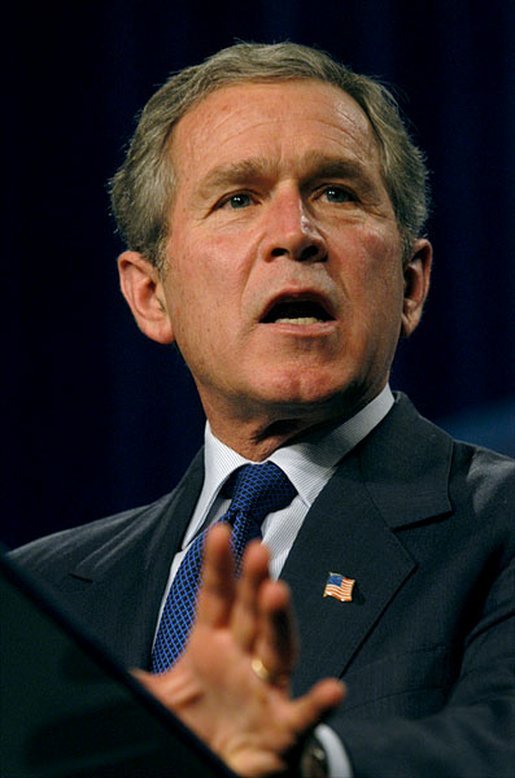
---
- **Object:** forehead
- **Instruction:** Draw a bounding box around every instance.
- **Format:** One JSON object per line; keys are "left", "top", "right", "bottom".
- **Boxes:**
{"left": 169, "top": 79, "right": 382, "bottom": 182}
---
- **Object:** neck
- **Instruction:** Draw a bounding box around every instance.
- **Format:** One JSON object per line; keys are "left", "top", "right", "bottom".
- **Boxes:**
{"left": 203, "top": 389, "right": 379, "bottom": 460}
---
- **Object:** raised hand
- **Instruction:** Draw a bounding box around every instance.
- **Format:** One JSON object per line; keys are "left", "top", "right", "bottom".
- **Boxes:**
{"left": 134, "top": 524, "right": 345, "bottom": 777}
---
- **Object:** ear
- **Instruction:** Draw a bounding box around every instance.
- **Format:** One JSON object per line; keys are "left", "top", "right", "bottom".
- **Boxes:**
{"left": 117, "top": 251, "right": 175, "bottom": 344}
{"left": 401, "top": 239, "right": 432, "bottom": 338}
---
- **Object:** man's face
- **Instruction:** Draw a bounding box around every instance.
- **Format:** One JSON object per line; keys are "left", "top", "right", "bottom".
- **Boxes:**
{"left": 141, "top": 80, "right": 429, "bottom": 433}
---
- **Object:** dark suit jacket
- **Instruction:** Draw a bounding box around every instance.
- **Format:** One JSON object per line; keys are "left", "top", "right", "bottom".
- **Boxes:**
{"left": 12, "top": 394, "right": 515, "bottom": 777}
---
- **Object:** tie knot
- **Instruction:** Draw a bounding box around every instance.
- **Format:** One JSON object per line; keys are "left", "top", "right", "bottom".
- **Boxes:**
{"left": 227, "top": 461, "right": 296, "bottom": 526}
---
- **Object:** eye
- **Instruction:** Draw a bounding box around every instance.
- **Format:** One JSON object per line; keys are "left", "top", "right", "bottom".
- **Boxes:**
{"left": 221, "top": 192, "right": 253, "bottom": 209}
{"left": 320, "top": 185, "right": 355, "bottom": 203}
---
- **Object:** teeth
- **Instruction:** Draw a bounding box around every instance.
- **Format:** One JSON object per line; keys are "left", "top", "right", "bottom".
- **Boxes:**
{"left": 275, "top": 317, "right": 323, "bottom": 325}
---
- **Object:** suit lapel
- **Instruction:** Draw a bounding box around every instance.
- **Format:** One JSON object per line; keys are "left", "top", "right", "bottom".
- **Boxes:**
{"left": 66, "top": 453, "right": 205, "bottom": 669}
{"left": 284, "top": 395, "right": 453, "bottom": 695}
{"left": 284, "top": 455, "right": 416, "bottom": 695}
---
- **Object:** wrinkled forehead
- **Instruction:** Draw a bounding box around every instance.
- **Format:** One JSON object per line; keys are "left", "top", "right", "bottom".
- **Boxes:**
{"left": 167, "top": 79, "right": 381, "bottom": 178}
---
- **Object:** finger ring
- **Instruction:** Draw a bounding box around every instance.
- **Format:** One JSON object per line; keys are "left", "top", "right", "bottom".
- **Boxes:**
{"left": 251, "top": 656, "right": 288, "bottom": 686}
{"left": 251, "top": 656, "right": 274, "bottom": 682}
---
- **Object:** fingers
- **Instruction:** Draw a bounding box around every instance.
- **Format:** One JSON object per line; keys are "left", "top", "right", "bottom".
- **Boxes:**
{"left": 131, "top": 668, "right": 174, "bottom": 702}
{"left": 132, "top": 667, "right": 160, "bottom": 694}
{"left": 196, "top": 524, "right": 236, "bottom": 628}
{"left": 230, "top": 540, "right": 271, "bottom": 650}
{"left": 288, "top": 678, "right": 346, "bottom": 733}
{"left": 254, "top": 578, "right": 298, "bottom": 685}
{"left": 196, "top": 527, "right": 299, "bottom": 690}
{"left": 131, "top": 666, "right": 202, "bottom": 710}
{"left": 227, "top": 535, "right": 298, "bottom": 682}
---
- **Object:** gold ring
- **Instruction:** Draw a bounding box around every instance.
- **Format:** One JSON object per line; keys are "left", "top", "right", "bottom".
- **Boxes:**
{"left": 251, "top": 656, "right": 274, "bottom": 683}
{"left": 250, "top": 656, "right": 288, "bottom": 686}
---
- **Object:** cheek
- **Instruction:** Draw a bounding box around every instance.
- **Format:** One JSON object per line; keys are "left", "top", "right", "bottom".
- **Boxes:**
{"left": 336, "top": 235, "right": 402, "bottom": 297}
{"left": 334, "top": 227, "right": 405, "bottom": 334}
{"left": 164, "top": 238, "right": 246, "bottom": 339}
{"left": 356, "top": 219, "right": 402, "bottom": 264}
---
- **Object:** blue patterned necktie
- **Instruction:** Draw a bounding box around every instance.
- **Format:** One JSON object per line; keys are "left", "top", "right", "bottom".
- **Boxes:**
{"left": 151, "top": 461, "right": 296, "bottom": 673}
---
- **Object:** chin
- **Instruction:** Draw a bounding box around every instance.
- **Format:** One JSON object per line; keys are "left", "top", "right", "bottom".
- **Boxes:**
{"left": 255, "top": 373, "right": 360, "bottom": 415}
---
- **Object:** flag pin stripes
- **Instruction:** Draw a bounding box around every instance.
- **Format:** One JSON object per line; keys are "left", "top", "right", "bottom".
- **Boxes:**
{"left": 323, "top": 572, "right": 355, "bottom": 602}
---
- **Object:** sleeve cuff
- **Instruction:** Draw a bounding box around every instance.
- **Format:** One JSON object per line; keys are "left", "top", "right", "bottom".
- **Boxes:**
{"left": 314, "top": 723, "right": 353, "bottom": 778}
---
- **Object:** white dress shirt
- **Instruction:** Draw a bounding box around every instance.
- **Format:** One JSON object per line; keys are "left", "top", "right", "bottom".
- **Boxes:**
{"left": 157, "top": 385, "right": 394, "bottom": 777}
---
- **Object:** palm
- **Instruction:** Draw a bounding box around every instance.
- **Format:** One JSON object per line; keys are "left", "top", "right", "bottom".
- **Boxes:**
{"left": 135, "top": 526, "right": 344, "bottom": 777}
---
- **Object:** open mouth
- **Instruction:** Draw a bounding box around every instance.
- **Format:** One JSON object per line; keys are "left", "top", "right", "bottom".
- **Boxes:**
{"left": 261, "top": 296, "right": 334, "bottom": 325}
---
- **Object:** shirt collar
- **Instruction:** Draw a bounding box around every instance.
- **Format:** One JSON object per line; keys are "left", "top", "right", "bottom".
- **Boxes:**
{"left": 197, "top": 384, "right": 394, "bottom": 519}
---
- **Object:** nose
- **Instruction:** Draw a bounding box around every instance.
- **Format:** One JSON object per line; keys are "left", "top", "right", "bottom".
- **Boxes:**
{"left": 262, "top": 192, "right": 327, "bottom": 263}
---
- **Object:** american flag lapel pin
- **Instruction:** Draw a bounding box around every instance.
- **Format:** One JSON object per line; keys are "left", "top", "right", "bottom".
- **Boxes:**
{"left": 323, "top": 572, "right": 356, "bottom": 602}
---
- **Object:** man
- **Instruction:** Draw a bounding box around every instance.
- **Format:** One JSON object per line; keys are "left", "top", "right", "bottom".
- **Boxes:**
{"left": 12, "top": 42, "right": 515, "bottom": 776}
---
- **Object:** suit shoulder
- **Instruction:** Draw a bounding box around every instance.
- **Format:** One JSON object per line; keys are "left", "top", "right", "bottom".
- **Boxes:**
{"left": 10, "top": 490, "right": 176, "bottom": 577}
{"left": 450, "top": 437, "right": 515, "bottom": 512}
{"left": 10, "top": 449, "right": 204, "bottom": 583}
{"left": 395, "top": 392, "right": 515, "bottom": 489}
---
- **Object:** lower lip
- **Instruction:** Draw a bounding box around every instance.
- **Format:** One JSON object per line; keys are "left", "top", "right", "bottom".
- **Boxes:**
{"left": 261, "top": 319, "right": 337, "bottom": 335}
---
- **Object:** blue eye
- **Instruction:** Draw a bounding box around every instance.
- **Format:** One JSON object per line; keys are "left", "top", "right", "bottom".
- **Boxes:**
{"left": 227, "top": 193, "right": 252, "bottom": 209}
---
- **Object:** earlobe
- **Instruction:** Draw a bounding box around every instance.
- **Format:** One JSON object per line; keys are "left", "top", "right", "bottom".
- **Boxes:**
{"left": 401, "top": 239, "right": 432, "bottom": 337}
{"left": 117, "top": 251, "right": 175, "bottom": 344}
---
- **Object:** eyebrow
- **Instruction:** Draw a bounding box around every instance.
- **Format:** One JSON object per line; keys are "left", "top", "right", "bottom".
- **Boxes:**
{"left": 197, "top": 158, "right": 276, "bottom": 198}
{"left": 197, "top": 152, "right": 377, "bottom": 199}
{"left": 301, "top": 152, "right": 374, "bottom": 184}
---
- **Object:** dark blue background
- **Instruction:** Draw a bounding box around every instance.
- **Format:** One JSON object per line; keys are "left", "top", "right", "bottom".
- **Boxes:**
{"left": 4, "top": 1, "right": 515, "bottom": 548}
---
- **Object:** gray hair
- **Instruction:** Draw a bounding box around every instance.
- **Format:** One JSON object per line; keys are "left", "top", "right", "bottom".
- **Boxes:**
{"left": 110, "top": 42, "right": 430, "bottom": 269}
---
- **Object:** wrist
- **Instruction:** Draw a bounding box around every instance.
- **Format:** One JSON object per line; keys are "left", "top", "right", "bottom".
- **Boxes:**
{"left": 300, "top": 734, "right": 329, "bottom": 778}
